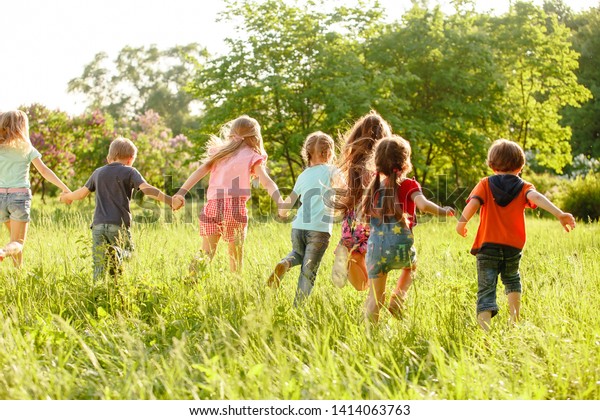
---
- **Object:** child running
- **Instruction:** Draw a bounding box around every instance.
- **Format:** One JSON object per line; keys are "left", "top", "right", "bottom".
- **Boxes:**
{"left": 268, "top": 132, "right": 337, "bottom": 305}
{"left": 0, "top": 110, "right": 72, "bottom": 267}
{"left": 172, "top": 115, "right": 280, "bottom": 272}
{"left": 363, "top": 136, "right": 453, "bottom": 323}
{"left": 456, "top": 139, "right": 575, "bottom": 331}
{"left": 60, "top": 137, "right": 173, "bottom": 281}
{"left": 332, "top": 111, "right": 393, "bottom": 291}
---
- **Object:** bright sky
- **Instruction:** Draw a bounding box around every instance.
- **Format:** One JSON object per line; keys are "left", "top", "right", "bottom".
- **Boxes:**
{"left": 0, "top": 0, "right": 595, "bottom": 115}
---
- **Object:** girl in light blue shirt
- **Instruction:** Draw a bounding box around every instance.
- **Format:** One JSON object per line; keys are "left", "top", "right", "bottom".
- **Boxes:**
{"left": 267, "top": 131, "right": 337, "bottom": 305}
{"left": 0, "top": 110, "right": 71, "bottom": 267}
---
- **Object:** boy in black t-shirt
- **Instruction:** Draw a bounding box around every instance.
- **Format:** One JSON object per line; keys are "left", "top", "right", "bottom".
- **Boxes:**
{"left": 60, "top": 137, "right": 173, "bottom": 280}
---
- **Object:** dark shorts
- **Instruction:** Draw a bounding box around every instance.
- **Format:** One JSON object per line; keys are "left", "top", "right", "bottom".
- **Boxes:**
{"left": 476, "top": 246, "right": 522, "bottom": 317}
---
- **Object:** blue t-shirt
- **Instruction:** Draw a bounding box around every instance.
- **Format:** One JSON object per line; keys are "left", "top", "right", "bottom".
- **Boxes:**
{"left": 291, "top": 164, "right": 336, "bottom": 234}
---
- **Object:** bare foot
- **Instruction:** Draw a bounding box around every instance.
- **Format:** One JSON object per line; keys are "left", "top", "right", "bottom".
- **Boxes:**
{"left": 388, "top": 292, "right": 406, "bottom": 319}
{"left": 267, "top": 260, "right": 289, "bottom": 288}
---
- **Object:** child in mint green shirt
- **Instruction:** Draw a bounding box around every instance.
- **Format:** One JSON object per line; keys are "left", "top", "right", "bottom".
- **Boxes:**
{"left": 267, "top": 131, "right": 337, "bottom": 305}
{"left": 0, "top": 110, "right": 71, "bottom": 267}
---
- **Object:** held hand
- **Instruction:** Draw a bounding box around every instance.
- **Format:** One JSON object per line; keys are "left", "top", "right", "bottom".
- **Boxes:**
{"left": 456, "top": 222, "right": 468, "bottom": 237}
{"left": 171, "top": 195, "right": 185, "bottom": 211}
{"left": 441, "top": 206, "right": 455, "bottom": 217}
{"left": 59, "top": 192, "right": 72, "bottom": 205}
{"left": 278, "top": 209, "right": 290, "bottom": 219}
{"left": 558, "top": 212, "right": 576, "bottom": 232}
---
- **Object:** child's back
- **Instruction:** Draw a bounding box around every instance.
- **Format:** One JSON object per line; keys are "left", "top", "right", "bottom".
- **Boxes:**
{"left": 291, "top": 164, "right": 336, "bottom": 234}
{"left": 86, "top": 162, "right": 146, "bottom": 227}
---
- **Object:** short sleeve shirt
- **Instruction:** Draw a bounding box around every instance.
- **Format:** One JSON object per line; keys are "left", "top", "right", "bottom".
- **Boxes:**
{"left": 206, "top": 146, "right": 267, "bottom": 200}
{"left": 468, "top": 177, "right": 536, "bottom": 254}
{"left": 85, "top": 163, "right": 146, "bottom": 227}
{"left": 291, "top": 164, "right": 337, "bottom": 234}
{"left": 0, "top": 144, "right": 42, "bottom": 188}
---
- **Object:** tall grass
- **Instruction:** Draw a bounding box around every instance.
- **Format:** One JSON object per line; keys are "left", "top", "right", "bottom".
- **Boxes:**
{"left": 0, "top": 201, "right": 598, "bottom": 399}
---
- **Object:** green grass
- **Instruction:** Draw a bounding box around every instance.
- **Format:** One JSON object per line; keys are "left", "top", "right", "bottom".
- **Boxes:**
{"left": 0, "top": 200, "right": 598, "bottom": 399}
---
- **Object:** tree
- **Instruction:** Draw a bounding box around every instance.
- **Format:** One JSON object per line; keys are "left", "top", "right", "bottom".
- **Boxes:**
{"left": 68, "top": 44, "right": 208, "bottom": 134}
{"left": 367, "top": 3, "right": 503, "bottom": 186}
{"left": 489, "top": 1, "right": 591, "bottom": 173}
{"left": 188, "top": 0, "right": 384, "bottom": 186}
{"left": 562, "top": 6, "right": 600, "bottom": 160}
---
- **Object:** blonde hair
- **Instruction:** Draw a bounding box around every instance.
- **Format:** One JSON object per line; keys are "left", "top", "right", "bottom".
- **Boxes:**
{"left": 301, "top": 131, "right": 335, "bottom": 166}
{"left": 487, "top": 139, "right": 526, "bottom": 172}
{"left": 0, "top": 110, "right": 31, "bottom": 148}
{"left": 107, "top": 137, "right": 137, "bottom": 161}
{"left": 202, "top": 115, "right": 267, "bottom": 168}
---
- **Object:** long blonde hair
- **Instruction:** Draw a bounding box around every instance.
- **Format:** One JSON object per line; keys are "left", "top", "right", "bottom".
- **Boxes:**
{"left": 0, "top": 110, "right": 31, "bottom": 148}
{"left": 202, "top": 115, "right": 267, "bottom": 168}
{"left": 333, "top": 110, "right": 392, "bottom": 212}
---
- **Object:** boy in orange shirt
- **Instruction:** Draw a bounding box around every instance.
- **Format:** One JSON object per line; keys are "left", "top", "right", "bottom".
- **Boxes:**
{"left": 457, "top": 139, "right": 575, "bottom": 330}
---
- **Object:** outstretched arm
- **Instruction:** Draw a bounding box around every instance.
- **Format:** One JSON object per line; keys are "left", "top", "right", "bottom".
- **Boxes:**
{"left": 254, "top": 164, "right": 282, "bottom": 206}
{"left": 140, "top": 182, "right": 173, "bottom": 207}
{"left": 60, "top": 186, "right": 90, "bottom": 205}
{"left": 412, "top": 192, "right": 454, "bottom": 216}
{"left": 456, "top": 199, "right": 480, "bottom": 237}
{"left": 31, "top": 158, "right": 71, "bottom": 193}
{"left": 172, "top": 162, "right": 210, "bottom": 210}
{"left": 527, "top": 191, "right": 576, "bottom": 232}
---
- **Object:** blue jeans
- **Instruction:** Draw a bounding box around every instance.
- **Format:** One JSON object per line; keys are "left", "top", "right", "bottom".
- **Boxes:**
{"left": 0, "top": 192, "right": 32, "bottom": 223}
{"left": 476, "top": 247, "right": 522, "bottom": 317}
{"left": 91, "top": 224, "right": 134, "bottom": 281}
{"left": 282, "top": 229, "right": 331, "bottom": 305}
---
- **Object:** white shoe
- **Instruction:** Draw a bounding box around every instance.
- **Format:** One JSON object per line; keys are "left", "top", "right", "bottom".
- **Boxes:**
{"left": 331, "top": 245, "right": 349, "bottom": 288}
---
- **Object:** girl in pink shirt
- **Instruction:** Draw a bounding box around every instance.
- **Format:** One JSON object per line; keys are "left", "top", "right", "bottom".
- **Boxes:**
{"left": 173, "top": 116, "right": 280, "bottom": 272}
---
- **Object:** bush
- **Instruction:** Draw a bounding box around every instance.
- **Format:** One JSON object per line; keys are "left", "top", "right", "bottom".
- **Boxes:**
{"left": 556, "top": 172, "right": 600, "bottom": 222}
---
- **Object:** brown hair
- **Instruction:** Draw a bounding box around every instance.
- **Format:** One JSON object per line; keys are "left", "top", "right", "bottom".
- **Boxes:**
{"left": 0, "top": 110, "right": 31, "bottom": 148}
{"left": 107, "top": 137, "right": 137, "bottom": 161}
{"left": 202, "top": 115, "right": 267, "bottom": 169}
{"left": 301, "top": 131, "right": 335, "bottom": 166}
{"left": 487, "top": 139, "right": 525, "bottom": 172}
{"left": 362, "top": 136, "right": 412, "bottom": 226}
{"left": 334, "top": 111, "right": 392, "bottom": 212}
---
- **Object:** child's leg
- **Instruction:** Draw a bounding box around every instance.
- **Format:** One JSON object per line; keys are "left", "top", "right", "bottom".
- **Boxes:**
{"left": 347, "top": 251, "right": 369, "bottom": 291}
{"left": 201, "top": 235, "right": 221, "bottom": 260}
{"left": 365, "top": 273, "right": 387, "bottom": 323}
{"left": 477, "top": 311, "right": 493, "bottom": 331}
{"left": 91, "top": 225, "right": 109, "bottom": 281}
{"left": 268, "top": 228, "right": 304, "bottom": 288}
{"left": 8, "top": 220, "right": 28, "bottom": 267}
{"left": 227, "top": 241, "right": 244, "bottom": 273}
{"left": 500, "top": 252, "right": 522, "bottom": 326}
{"left": 476, "top": 253, "right": 501, "bottom": 331}
{"left": 294, "top": 231, "right": 330, "bottom": 305}
{"left": 389, "top": 268, "right": 413, "bottom": 317}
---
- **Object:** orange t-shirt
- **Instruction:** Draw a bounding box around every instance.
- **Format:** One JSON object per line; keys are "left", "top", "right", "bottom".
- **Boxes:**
{"left": 468, "top": 176, "right": 537, "bottom": 255}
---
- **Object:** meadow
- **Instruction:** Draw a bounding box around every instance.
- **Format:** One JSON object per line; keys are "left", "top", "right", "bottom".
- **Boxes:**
{"left": 0, "top": 199, "right": 598, "bottom": 399}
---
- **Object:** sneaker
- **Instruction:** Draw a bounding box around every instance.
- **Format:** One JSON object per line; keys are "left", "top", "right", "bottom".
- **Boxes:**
{"left": 267, "top": 261, "right": 289, "bottom": 288}
{"left": 331, "top": 245, "right": 349, "bottom": 288}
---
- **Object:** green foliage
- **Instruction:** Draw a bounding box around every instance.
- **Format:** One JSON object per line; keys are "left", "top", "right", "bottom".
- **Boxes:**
{"left": 68, "top": 44, "right": 208, "bottom": 134}
{"left": 555, "top": 172, "right": 600, "bottom": 221}
{"left": 0, "top": 203, "right": 598, "bottom": 398}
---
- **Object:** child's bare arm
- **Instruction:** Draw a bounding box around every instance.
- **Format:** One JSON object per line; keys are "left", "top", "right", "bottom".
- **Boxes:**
{"left": 278, "top": 192, "right": 299, "bottom": 218}
{"left": 139, "top": 183, "right": 173, "bottom": 207}
{"left": 31, "top": 158, "right": 71, "bottom": 193}
{"left": 60, "top": 186, "right": 90, "bottom": 205}
{"left": 456, "top": 199, "right": 480, "bottom": 237}
{"left": 412, "top": 193, "right": 454, "bottom": 216}
{"left": 527, "top": 190, "right": 576, "bottom": 232}
{"left": 254, "top": 165, "right": 282, "bottom": 206}
{"left": 175, "top": 163, "right": 210, "bottom": 197}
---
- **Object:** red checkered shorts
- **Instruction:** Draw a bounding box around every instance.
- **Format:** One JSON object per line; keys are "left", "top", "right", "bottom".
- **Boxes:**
{"left": 199, "top": 197, "right": 249, "bottom": 243}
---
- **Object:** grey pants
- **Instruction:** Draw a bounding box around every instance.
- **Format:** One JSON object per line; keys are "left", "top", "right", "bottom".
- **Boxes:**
{"left": 282, "top": 229, "right": 331, "bottom": 305}
{"left": 91, "top": 224, "right": 133, "bottom": 281}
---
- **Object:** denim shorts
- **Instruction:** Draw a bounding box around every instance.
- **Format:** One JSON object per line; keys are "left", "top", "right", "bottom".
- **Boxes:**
{"left": 0, "top": 192, "right": 32, "bottom": 223}
{"left": 366, "top": 227, "right": 417, "bottom": 278}
{"left": 476, "top": 247, "right": 522, "bottom": 317}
